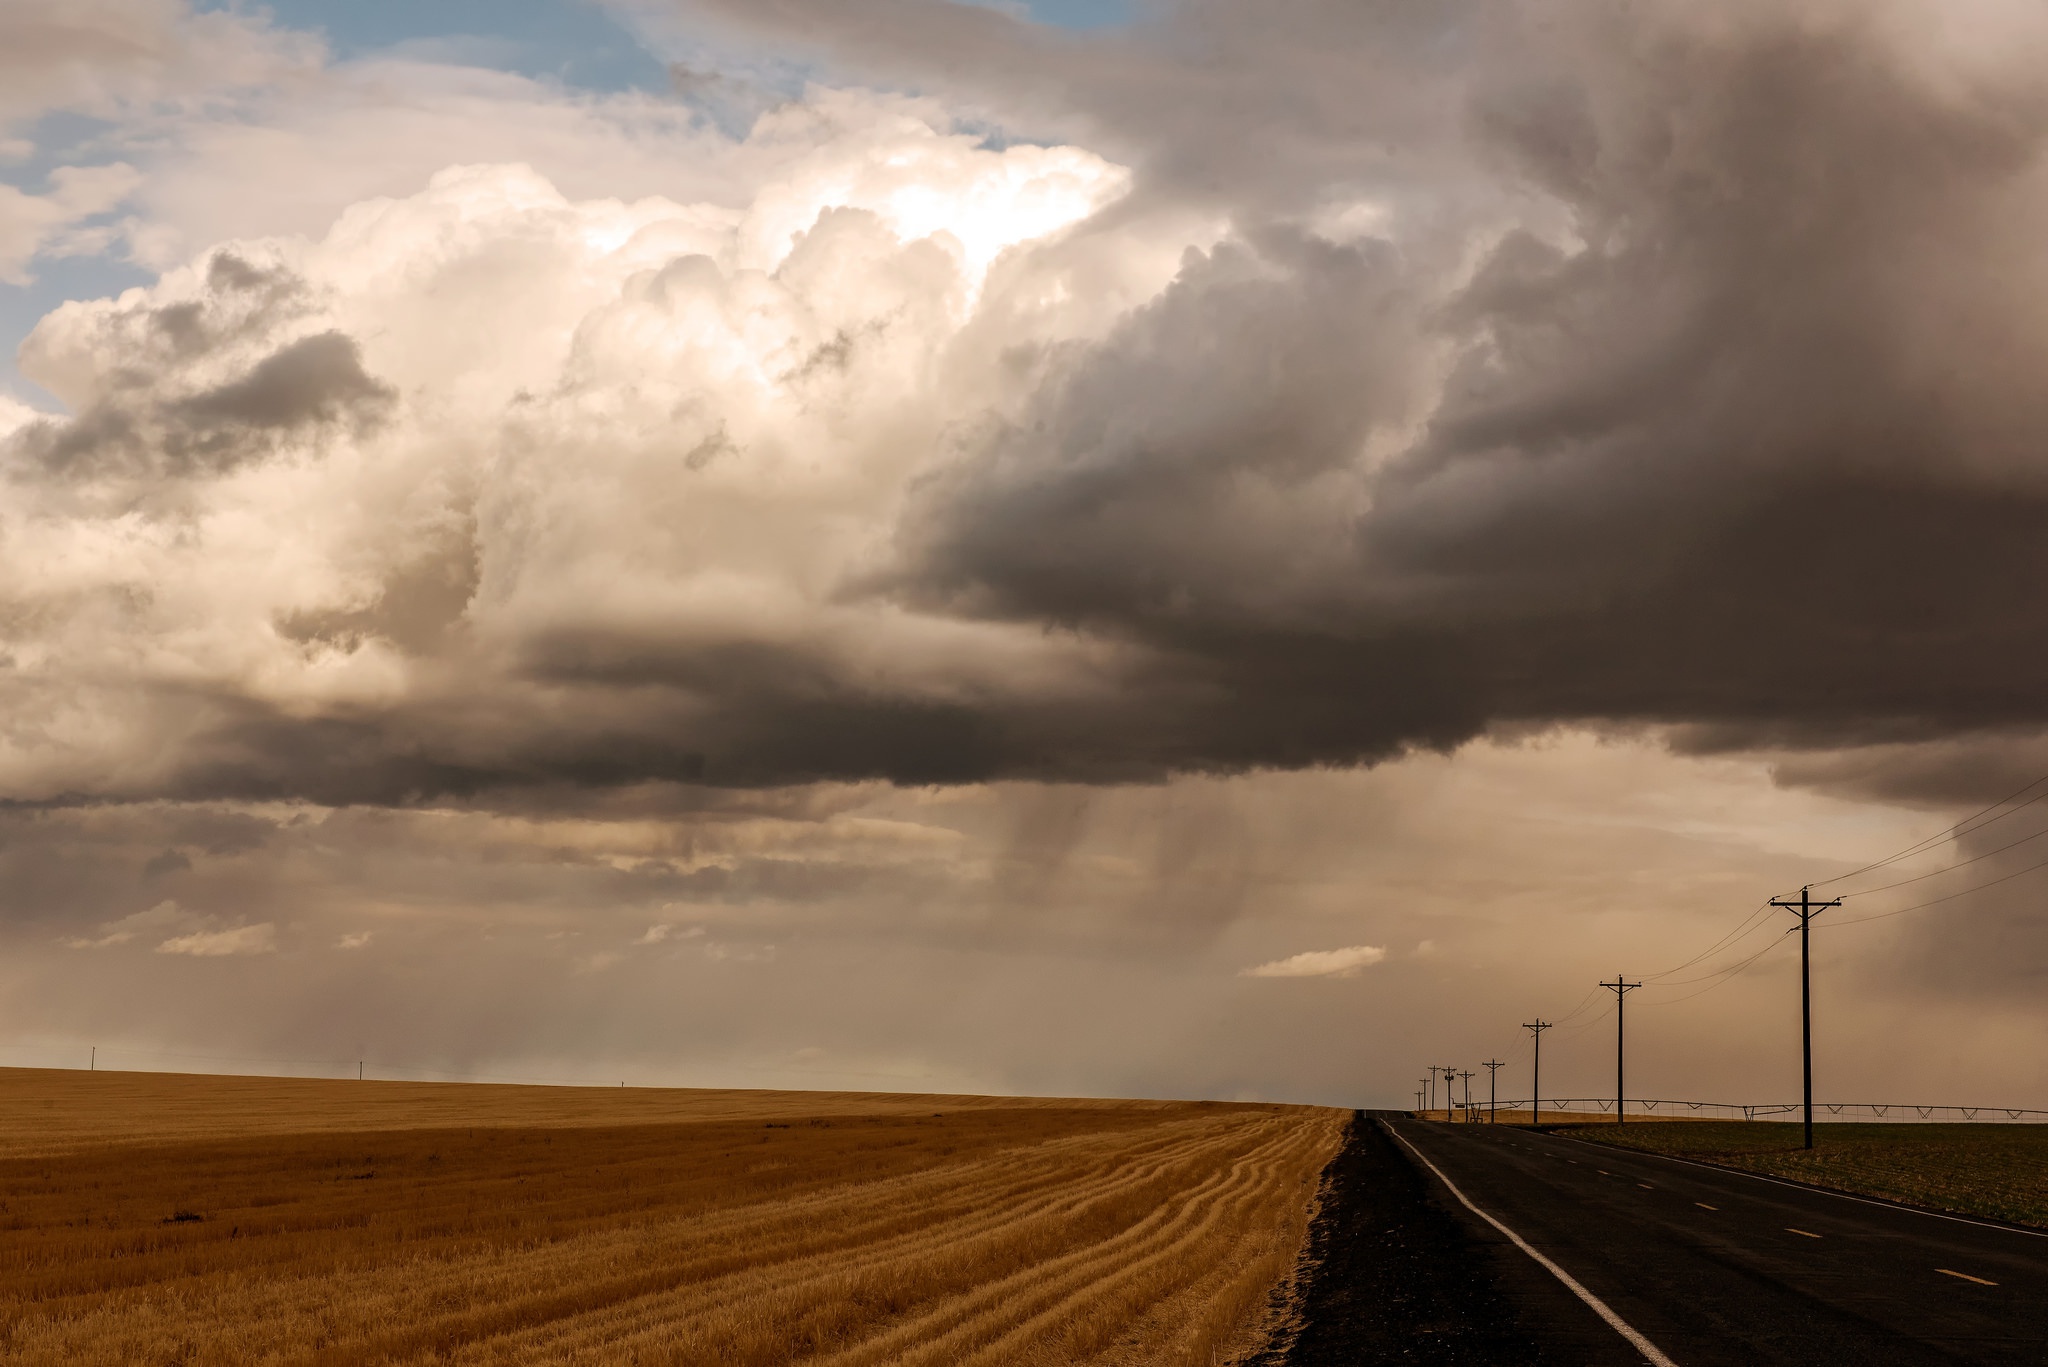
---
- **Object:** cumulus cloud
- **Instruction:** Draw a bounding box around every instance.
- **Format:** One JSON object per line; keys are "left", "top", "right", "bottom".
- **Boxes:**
{"left": 1241, "top": 945, "right": 1388, "bottom": 980}
{"left": 157, "top": 922, "right": 275, "bottom": 956}
{"left": 0, "top": 91, "right": 1148, "bottom": 804}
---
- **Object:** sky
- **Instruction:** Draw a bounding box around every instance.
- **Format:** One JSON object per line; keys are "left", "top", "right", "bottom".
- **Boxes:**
{"left": 5, "top": 0, "right": 2048, "bottom": 1111}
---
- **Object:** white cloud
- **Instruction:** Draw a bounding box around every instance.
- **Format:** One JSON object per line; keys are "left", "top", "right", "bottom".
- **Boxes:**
{"left": 335, "top": 931, "right": 372, "bottom": 949}
{"left": 1240, "top": 945, "right": 1387, "bottom": 979}
{"left": 0, "top": 163, "right": 142, "bottom": 283}
{"left": 156, "top": 922, "right": 276, "bottom": 956}
{"left": 65, "top": 898, "right": 186, "bottom": 949}
{"left": 0, "top": 91, "right": 1146, "bottom": 805}
{"left": 705, "top": 941, "right": 776, "bottom": 964}
{"left": 0, "top": 0, "right": 312, "bottom": 129}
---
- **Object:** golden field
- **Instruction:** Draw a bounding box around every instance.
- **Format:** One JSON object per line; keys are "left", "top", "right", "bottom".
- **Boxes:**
{"left": 0, "top": 1068, "right": 1344, "bottom": 1365}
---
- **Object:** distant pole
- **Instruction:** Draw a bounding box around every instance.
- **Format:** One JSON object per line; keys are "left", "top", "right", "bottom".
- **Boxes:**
{"left": 1523, "top": 1020, "right": 1551, "bottom": 1125}
{"left": 1457, "top": 1070, "right": 1474, "bottom": 1122}
{"left": 90, "top": 1046, "right": 94, "bottom": 1072}
{"left": 1483, "top": 1059, "right": 1505, "bottom": 1124}
{"left": 359, "top": 1061, "right": 363, "bottom": 1081}
{"left": 1772, "top": 885, "right": 1842, "bottom": 1151}
{"left": 1600, "top": 977, "right": 1642, "bottom": 1123}
{"left": 1436, "top": 1066, "right": 1457, "bottom": 1121}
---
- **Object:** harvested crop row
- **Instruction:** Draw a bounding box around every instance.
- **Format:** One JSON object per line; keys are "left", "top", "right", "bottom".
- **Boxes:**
{"left": 0, "top": 1072, "right": 1343, "bottom": 1367}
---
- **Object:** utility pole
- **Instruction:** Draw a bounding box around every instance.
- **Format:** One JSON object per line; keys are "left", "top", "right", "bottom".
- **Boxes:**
{"left": 1457, "top": 1070, "right": 1474, "bottom": 1123}
{"left": 1600, "top": 977, "right": 1641, "bottom": 1123}
{"left": 1436, "top": 1067, "right": 1457, "bottom": 1121}
{"left": 1483, "top": 1059, "right": 1505, "bottom": 1124}
{"left": 1772, "top": 885, "right": 1842, "bottom": 1151}
{"left": 1523, "top": 1020, "right": 1550, "bottom": 1126}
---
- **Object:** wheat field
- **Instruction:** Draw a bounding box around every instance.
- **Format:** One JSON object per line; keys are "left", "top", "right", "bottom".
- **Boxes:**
{"left": 0, "top": 1068, "right": 1344, "bottom": 1366}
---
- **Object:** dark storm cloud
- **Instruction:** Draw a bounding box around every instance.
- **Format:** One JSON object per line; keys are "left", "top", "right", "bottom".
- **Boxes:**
{"left": 11, "top": 252, "right": 393, "bottom": 483}
{"left": 690, "top": 0, "right": 2048, "bottom": 788}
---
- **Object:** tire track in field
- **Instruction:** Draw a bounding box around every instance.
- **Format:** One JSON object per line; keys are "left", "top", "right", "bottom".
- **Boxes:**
{"left": 442, "top": 1118, "right": 1262, "bottom": 1364}
{"left": 800, "top": 1118, "right": 1306, "bottom": 1367}
{"left": 937, "top": 1121, "right": 1317, "bottom": 1366}
{"left": 16, "top": 1119, "right": 1207, "bottom": 1364}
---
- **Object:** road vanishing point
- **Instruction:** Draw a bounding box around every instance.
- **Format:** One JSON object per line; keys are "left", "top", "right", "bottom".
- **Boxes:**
{"left": 1383, "top": 1114, "right": 2048, "bottom": 1365}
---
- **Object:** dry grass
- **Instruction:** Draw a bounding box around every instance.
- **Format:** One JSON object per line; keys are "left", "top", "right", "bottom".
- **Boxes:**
{"left": 0, "top": 1069, "right": 1343, "bottom": 1366}
{"left": 1574, "top": 1120, "right": 2048, "bottom": 1228}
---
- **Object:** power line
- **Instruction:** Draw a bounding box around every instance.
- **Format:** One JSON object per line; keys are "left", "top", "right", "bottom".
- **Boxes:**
{"left": 1838, "top": 820, "right": 2048, "bottom": 900}
{"left": 1648, "top": 930, "right": 1798, "bottom": 1004}
{"left": 1643, "top": 900, "right": 1777, "bottom": 982}
{"left": 1651, "top": 925, "right": 1798, "bottom": 989}
{"left": 1822, "top": 844, "right": 2048, "bottom": 929}
{"left": 1814, "top": 769, "right": 2048, "bottom": 890}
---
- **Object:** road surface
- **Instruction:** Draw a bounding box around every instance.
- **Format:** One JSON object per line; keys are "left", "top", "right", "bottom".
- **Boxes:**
{"left": 1385, "top": 1112, "right": 2048, "bottom": 1365}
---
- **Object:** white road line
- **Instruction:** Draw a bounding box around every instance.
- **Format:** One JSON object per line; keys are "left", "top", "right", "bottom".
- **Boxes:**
{"left": 1937, "top": 1268, "right": 1997, "bottom": 1286}
{"left": 1384, "top": 1122, "right": 1679, "bottom": 1367}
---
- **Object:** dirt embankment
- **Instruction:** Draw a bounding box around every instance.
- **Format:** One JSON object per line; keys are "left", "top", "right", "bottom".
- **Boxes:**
{"left": 1251, "top": 1112, "right": 1545, "bottom": 1366}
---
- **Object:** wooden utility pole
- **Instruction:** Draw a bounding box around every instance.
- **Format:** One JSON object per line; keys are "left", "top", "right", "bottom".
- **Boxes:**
{"left": 1600, "top": 977, "right": 1641, "bottom": 1123}
{"left": 1523, "top": 1021, "right": 1550, "bottom": 1126}
{"left": 1772, "top": 886, "right": 1842, "bottom": 1150}
{"left": 1483, "top": 1059, "right": 1505, "bottom": 1123}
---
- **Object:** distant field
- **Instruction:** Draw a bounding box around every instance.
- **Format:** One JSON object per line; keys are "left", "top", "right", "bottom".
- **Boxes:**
{"left": 1572, "top": 1120, "right": 2048, "bottom": 1228}
{"left": 0, "top": 1068, "right": 1342, "bottom": 1365}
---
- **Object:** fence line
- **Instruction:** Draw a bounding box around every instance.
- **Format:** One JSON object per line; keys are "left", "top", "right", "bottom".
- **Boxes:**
{"left": 1444, "top": 1097, "right": 2048, "bottom": 1123}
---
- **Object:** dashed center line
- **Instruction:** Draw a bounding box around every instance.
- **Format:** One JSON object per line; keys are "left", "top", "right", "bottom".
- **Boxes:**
{"left": 1937, "top": 1268, "right": 1997, "bottom": 1286}
{"left": 1787, "top": 1228, "right": 1823, "bottom": 1239}
{"left": 1696, "top": 1202, "right": 1718, "bottom": 1211}
{"left": 1638, "top": 1183, "right": 1655, "bottom": 1190}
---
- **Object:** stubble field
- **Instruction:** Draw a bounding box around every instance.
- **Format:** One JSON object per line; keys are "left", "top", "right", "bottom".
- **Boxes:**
{"left": 0, "top": 1068, "right": 1343, "bottom": 1366}
{"left": 1574, "top": 1120, "right": 2048, "bottom": 1228}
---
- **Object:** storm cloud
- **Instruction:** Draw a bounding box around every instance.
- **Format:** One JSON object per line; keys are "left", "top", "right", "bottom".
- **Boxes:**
{"left": 7, "top": 0, "right": 2048, "bottom": 815}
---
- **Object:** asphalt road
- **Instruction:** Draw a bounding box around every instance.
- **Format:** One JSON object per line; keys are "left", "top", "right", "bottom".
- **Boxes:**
{"left": 1384, "top": 1113, "right": 2048, "bottom": 1365}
